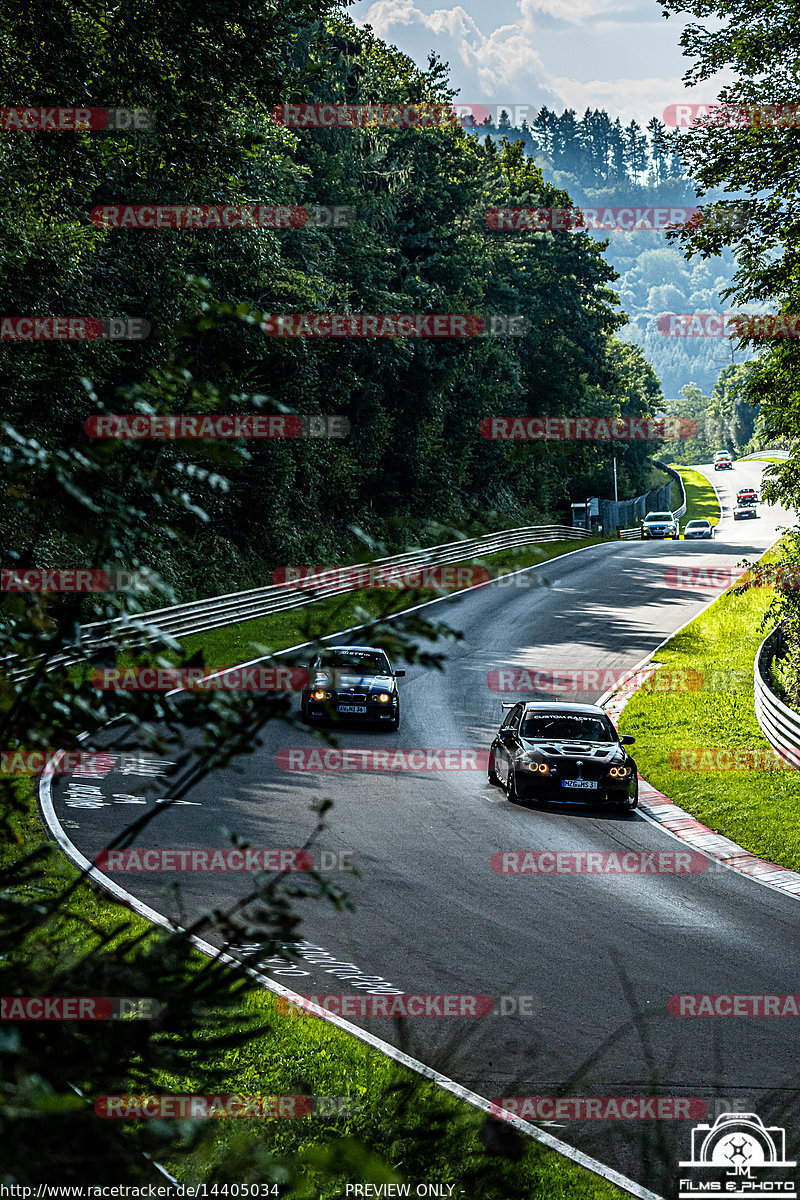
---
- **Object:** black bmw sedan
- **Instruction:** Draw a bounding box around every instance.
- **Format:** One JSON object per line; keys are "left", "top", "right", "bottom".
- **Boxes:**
{"left": 488, "top": 701, "right": 638, "bottom": 810}
{"left": 301, "top": 645, "right": 404, "bottom": 729}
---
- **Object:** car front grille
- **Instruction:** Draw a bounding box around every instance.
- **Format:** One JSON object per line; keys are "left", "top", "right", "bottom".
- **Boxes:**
{"left": 338, "top": 691, "right": 367, "bottom": 702}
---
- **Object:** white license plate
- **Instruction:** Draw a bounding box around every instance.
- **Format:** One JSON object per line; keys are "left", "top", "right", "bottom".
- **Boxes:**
{"left": 337, "top": 705, "right": 367, "bottom": 714}
{"left": 561, "top": 779, "right": 598, "bottom": 790}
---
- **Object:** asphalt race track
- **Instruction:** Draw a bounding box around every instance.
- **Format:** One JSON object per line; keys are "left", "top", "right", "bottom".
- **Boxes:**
{"left": 46, "top": 459, "right": 799, "bottom": 1196}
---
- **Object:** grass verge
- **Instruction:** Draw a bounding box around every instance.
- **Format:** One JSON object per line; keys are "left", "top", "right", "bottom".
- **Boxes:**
{"left": 114, "top": 538, "right": 605, "bottom": 678}
{"left": 674, "top": 466, "right": 721, "bottom": 529}
{"left": 618, "top": 538, "right": 800, "bottom": 870}
{"left": 9, "top": 532, "right": 633, "bottom": 1195}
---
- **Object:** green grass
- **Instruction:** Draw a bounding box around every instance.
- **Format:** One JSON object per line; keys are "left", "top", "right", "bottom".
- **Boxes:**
{"left": 4, "top": 778, "right": 630, "bottom": 1197}
{"left": 674, "top": 466, "right": 721, "bottom": 529}
{"left": 12, "top": 530, "right": 634, "bottom": 1197}
{"left": 618, "top": 539, "right": 800, "bottom": 870}
{"left": 98, "top": 538, "right": 603, "bottom": 679}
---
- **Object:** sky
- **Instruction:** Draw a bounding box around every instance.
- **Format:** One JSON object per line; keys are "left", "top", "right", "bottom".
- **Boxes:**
{"left": 350, "top": 0, "right": 727, "bottom": 126}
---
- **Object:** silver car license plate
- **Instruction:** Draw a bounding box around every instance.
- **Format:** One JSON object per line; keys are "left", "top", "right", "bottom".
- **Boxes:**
{"left": 338, "top": 705, "right": 367, "bottom": 714}
{"left": 561, "top": 779, "right": 597, "bottom": 790}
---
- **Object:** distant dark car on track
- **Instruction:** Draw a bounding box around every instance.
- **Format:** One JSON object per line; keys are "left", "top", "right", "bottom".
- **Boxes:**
{"left": 684, "top": 519, "right": 713, "bottom": 539}
{"left": 301, "top": 645, "right": 405, "bottom": 729}
{"left": 641, "top": 511, "right": 679, "bottom": 540}
{"left": 488, "top": 701, "right": 638, "bottom": 811}
{"left": 733, "top": 503, "right": 758, "bottom": 520}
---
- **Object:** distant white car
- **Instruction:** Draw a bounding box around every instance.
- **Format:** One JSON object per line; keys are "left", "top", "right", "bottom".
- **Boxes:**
{"left": 733, "top": 503, "right": 758, "bottom": 521}
{"left": 684, "top": 520, "right": 713, "bottom": 539}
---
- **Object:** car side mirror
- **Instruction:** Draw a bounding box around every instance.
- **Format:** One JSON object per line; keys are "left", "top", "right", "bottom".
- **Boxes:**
{"left": 395, "top": 669, "right": 406, "bottom": 677}
{"left": 619, "top": 734, "right": 635, "bottom": 745}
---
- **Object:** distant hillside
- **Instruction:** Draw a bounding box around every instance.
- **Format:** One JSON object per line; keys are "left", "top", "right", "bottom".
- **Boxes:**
{"left": 464, "top": 107, "right": 753, "bottom": 396}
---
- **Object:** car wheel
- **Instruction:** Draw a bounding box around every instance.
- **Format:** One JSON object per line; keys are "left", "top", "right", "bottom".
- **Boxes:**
{"left": 389, "top": 708, "right": 400, "bottom": 731}
{"left": 488, "top": 751, "right": 501, "bottom": 787}
{"left": 623, "top": 782, "right": 639, "bottom": 811}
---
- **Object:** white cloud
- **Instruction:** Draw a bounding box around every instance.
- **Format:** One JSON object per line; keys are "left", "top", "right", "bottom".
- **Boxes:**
{"left": 545, "top": 73, "right": 729, "bottom": 126}
{"left": 355, "top": 0, "right": 731, "bottom": 121}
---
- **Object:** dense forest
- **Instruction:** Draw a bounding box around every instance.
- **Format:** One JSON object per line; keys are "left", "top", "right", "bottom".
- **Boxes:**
{"left": 2, "top": 0, "right": 799, "bottom": 1190}
{"left": 467, "top": 105, "right": 752, "bottom": 398}
{"left": 0, "top": 20, "right": 667, "bottom": 607}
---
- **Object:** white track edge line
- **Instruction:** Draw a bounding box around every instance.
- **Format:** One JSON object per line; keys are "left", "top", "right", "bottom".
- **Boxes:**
{"left": 166, "top": 539, "right": 607, "bottom": 694}
{"left": 37, "top": 759, "right": 663, "bottom": 1200}
{"left": 598, "top": 477, "right": 800, "bottom": 904}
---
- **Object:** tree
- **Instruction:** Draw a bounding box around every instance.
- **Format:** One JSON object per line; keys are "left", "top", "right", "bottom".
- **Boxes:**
{"left": 647, "top": 116, "right": 668, "bottom": 185}
{"left": 659, "top": 0, "right": 800, "bottom": 695}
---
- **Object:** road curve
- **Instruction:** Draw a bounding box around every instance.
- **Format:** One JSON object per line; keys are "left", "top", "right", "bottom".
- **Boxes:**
{"left": 47, "top": 460, "right": 799, "bottom": 1196}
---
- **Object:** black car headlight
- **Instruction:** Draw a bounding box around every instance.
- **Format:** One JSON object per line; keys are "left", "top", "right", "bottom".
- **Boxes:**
{"left": 608, "top": 765, "right": 633, "bottom": 779}
{"left": 376, "top": 693, "right": 392, "bottom": 703}
{"left": 520, "top": 757, "right": 551, "bottom": 774}
{"left": 312, "top": 689, "right": 327, "bottom": 701}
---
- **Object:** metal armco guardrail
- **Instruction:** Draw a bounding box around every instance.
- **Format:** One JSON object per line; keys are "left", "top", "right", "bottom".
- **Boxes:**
{"left": 9, "top": 524, "right": 592, "bottom": 677}
{"left": 617, "top": 462, "right": 687, "bottom": 540}
{"left": 754, "top": 625, "right": 800, "bottom": 770}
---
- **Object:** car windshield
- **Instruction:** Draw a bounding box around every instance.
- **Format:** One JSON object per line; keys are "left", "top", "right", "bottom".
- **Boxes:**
{"left": 686, "top": 521, "right": 708, "bottom": 528}
{"left": 645, "top": 513, "right": 672, "bottom": 522}
{"left": 520, "top": 713, "right": 615, "bottom": 742}
{"left": 318, "top": 651, "right": 390, "bottom": 674}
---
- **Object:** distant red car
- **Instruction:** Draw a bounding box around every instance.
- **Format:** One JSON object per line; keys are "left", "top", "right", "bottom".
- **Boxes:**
{"left": 736, "top": 488, "right": 758, "bottom": 505}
